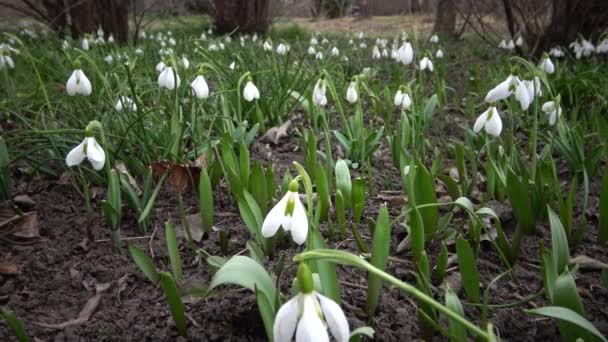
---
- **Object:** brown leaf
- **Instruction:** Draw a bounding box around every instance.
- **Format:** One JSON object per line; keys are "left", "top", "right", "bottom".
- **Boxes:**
{"left": 377, "top": 192, "right": 406, "bottom": 207}
{"left": 260, "top": 120, "right": 291, "bottom": 145}
{"left": 57, "top": 171, "right": 72, "bottom": 185}
{"left": 33, "top": 283, "right": 111, "bottom": 329}
{"left": 11, "top": 212, "right": 40, "bottom": 239}
{"left": 150, "top": 160, "right": 201, "bottom": 192}
{"left": 0, "top": 261, "right": 18, "bottom": 275}
{"left": 570, "top": 255, "right": 608, "bottom": 270}
{"left": 13, "top": 195, "right": 35, "bottom": 210}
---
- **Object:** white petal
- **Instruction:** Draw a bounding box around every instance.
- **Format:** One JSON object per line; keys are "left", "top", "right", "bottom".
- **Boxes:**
{"left": 515, "top": 81, "right": 530, "bottom": 110}
{"left": 66, "top": 71, "right": 78, "bottom": 96}
{"left": 296, "top": 295, "right": 329, "bottom": 342}
{"left": 316, "top": 294, "right": 350, "bottom": 342}
{"left": 394, "top": 90, "right": 403, "bottom": 107}
{"left": 78, "top": 71, "right": 92, "bottom": 96}
{"left": 485, "top": 76, "right": 512, "bottom": 103}
{"left": 289, "top": 198, "right": 308, "bottom": 245}
{"left": 85, "top": 137, "right": 105, "bottom": 170}
{"left": 542, "top": 101, "right": 555, "bottom": 113}
{"left": 261, "top": 193, "right": 289, "bottom": 238}
{"left": 401, "top": 93, "right": 411, "bottom": 110}
{"left": 485, "top": 108, "right": 502, "bottom": 137}
{"left": 473, "top": 109, "right": 488, "bottom": 133}
{"left": 549, "top": 111, "right": 558, "bottom": 126}
{"left": 273, "top": 296, "right": 299, "bottom": 342}
{"left": 65, "top": 140, "right": 86, "bottom": 166}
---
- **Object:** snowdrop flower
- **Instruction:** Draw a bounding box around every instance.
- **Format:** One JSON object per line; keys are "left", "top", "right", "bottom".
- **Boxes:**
{"left": 81, "top": 38, "right": 90, "bottom": 50}
{"left": 596, "top": 39, "right": 608, "bottom": 54}
{"left": 549, "top": 47, "right": 565, "bottom": 58}
{"left": 358, "top": 31, "right": 364, "bottom": 39}
{"left": 0, "top": 52, "right": 14, "bottom": 69}
{"left": 321, "top": 38, "right": 329, "bottom": 45}
{"left": 542, "top": 101, "right": 562, "bottom": 126}
{"left": 273, "top": 263, "right": 349, "bottom": 342}
{"left": 180, "top": 56, "right": 190, "bottom": 69}
{"left": 372, "top": 45, "right": 381, "bottom": 59}
{"left": 330, "top": 47, "right": 340, "bottom": 56}
{"left": 135, "top": 48, "right": 144, "bottom": 55}
{"left": 61, "top": 40, "right": 70, "bottom": 50}
{"left": 158, "top": 67, "right": 180, "bottom": 90}
{"left": 382, "top": 48, "right": 389, "bottom": 58}
{"left": 485, "top": 75, "right": 530, "bottom": 110}
{"left": 208, "top": 43, "right": 219, "bottom": 51}
{"left": 263, "top": 40, "right": 273, "bottom": 51}
{"left": 156, "top": 61, "right": 166, "bottom": 72}
{"left": 277, "top": 43, "right": 289, "bottom": 55}
{"left": 139, "top": 30, "right": 147, "bottom": 39}
{"left": 498, "top": 40, "right": 507, "bottom": 49}
{"left": 313, "top": 78, "right": 328, "bottom": 107}
{"left": 66, "top": 135, "right": 105, "bottom": 170}
{"left": 97, "top": 26, "right": 104, "bottom": 38}
{"left": 474, "top": 106, "right": 502, "bottom": 137}
{"left": 359, "top": 42, "right": 367, "bottom": 49}
{"left": 261, "top": 180, "right": 308, "bottom": 244}
{"left": 396, "top": 41, "right": 413, "bottom": 65}
{"left": 348, "top": 39, "right": 354, "bottom": 45}
{"left": 310, "top": 37, "right": 318, "bottom": 45}
{"left": 435, "top": 49, "right": 444, "bottom": 58}
{"left": 523, "top": 77, "right": 542, "bottom": 104}
{"left": 104, "top": 55, "right": 113, "bottom": 64}
{"left": 243, "top": 80, "right": 260, "bottom": 102}
{"left": 115, "top": 96, "right": 136, "bottom": 112}
{"left": 66, "top": 68, "right": 92, "bottom": 96}
{"left": 419, "top": 57, "right": 433, "bottom": 72}
{"left": 346, "top": 80, "right": 358, "bottom": 104}
{"left": 168, "top": 37, "right": 176, "bottom": 46}
{"left": 307, "top": 46, "right": 316, "bottom": 55}
{"left": 515, "top": 36, "right": 523, "bottom": 46}
{"left": 229, "top": 61, "right": 236, "bottom": 70}
{"left": 539, "top": 54, "right": 554, "bottom": 74}
{"left": 394, "top": 87, "right": 412, "bottom": 110}
{"left": 429, "top": 34, "right": 439, "bottom": 43}
{"left": 315, "top": 52, "right": 324, "bottom": 60}
{"left": 107, "top": 34, "right": 115, "bottom": 43}
{"left": 507, "top": 40, "right": 515, "bottom": 50}
{"left": 190, "top": 74, "right": 209, "bottom": 99}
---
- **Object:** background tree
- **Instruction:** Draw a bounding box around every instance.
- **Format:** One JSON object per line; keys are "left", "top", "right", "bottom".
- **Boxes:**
{"left": 432, "top": 0, "right": 456, "bottom": 38}
{"left": 210, "top": 0, "right": 272, "bottom": 33}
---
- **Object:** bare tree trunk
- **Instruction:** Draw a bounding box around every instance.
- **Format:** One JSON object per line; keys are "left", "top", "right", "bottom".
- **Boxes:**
{"left": 432, "top": 0, "right": 456, "bottom": 37}
{"left": 96, "top": 0, "right": 129, "bottom": 42}
{"left": 69, "top": 0, "right": 95, "bottom": 38}
{"left": 212, "top": 0, "right": 271, "bottom": 33}
{"left": 358, "top": 0, "right": 371, "bottom": 18}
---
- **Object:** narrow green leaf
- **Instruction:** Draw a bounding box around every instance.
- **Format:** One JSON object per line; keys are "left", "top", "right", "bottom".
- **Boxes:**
{"left": 547, "top": 206, "right": 570, "bottom": 273}
{"left": 165, "top": 222, "right": 182, "bottom": 282}
{"left": 128, "top": 244, "right": 159, "bottom": 284}
{"left": 506, "top": 168, "right": 535, "bottom": 235}
{"left": 413, "top": 162, "right": 438, "bottom": 238}
{"left": 456, "top": 237, "right": 480, "bottom": 303}
{"left": 367, "top": 205, "right": 391, "bottom": 317}
{"left": 138, "top": 174, "right": 166, "bottom": 224}
{"left": 352, "top": 177, "right": 365, "bottom": 223}
{"left": 1, "top": 307, "right": 30, "bottom": 342}
{"left": 159, "top": 272, "right": 187, "bottom": 337}
{"left": 315, "top": 165, "right": 331, "bottom": 222}
{"left": 199, "top": 167, "right": 214, "bottom": 235}
{"left": 599, "top": 170, "right": 608, "bottom": 244}
{"left": 410, "top": 206, "right": 425, "bottom": 264}
{"left": 433, "top": 242, "right": 448, "bottom": 283}
{"left": 311, "top": 227, "right": 341, "bottom": 303}
{"left": 526, "top": 306, "right": 606, "bottom": 342}
{"left": 336, "top": 190, "right": 346, "bottom": 239}
{"left": 255, "top": 286, "right": 275, "bottom": 342}
{"left": 553, "top": 272, "right": 592, "bottom": 341}
{"left": 335, "top": 159, "right": 352, "bottom": 207}
{"left": 445, "top": 287, "right": 467, "bottom": 342}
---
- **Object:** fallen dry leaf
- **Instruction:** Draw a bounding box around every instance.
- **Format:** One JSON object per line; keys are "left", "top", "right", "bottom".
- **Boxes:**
{"left": 0, "top": 261, "right": 18, "bottom": 275}
{"left": 260, "top": 120, "right": 291, "bottom": 145}
{"left": 11, "top": 212, "right": 40, "bottom": 239}
{"left": 570, "top": 255, "right": 608, "bottom": 270}
{"left": 150, "top": 160, "right": 202, "bottom": 192}
{"left": 377, "top": 192, "right": 406, "bottom": 207}
{"left": 34, "top": 282, "right": 111, "bottom": 329}
{"left": 175, "top": 213, "right": 205, "bottom": 242}
{"left": 116, "top": 161, "right": 142, "bottom": 195}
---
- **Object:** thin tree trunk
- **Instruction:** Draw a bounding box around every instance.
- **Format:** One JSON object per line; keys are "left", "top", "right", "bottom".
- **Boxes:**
{"left": 432, "top": 0, "right": 456, "bottom": 37}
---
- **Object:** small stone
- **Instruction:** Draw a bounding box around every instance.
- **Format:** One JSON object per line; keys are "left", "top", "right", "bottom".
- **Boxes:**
{"left": 14, "top": 195, "right": 35, "bottom": 209}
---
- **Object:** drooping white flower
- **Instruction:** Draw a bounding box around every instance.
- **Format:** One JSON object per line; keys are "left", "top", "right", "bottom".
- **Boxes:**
{"left": 263, "top": 40, "right": 273, "bottom": 51}
{"left": 419, "top": 57, "right": 434, "bottom": 72}
{"left": 542, "top": 101, "right": 562, "bottom": 126}
{"left": 135, "top": 48, "right": 144, "bottom": 55}
{"left": 66, "top": 69, "right": 92, "bottom": 96}
{"left": 104, "top": 55, "right": 113, "bottom": 64}
{"left": 372, "top": 45, "right": 381, "bottom": 59}
{"left": 485, "top": 74, "right": 530, "bottom": 110}
{"left": 549, "top": 47, "right": 565, "bottom": 58}
{"left": 596, "top": 39, "right": 608, "bottom": 54}
{"left": 107, "top": 34, "right": 115, "bottom": 43}
{"left": 0, "top": 53, "right": 14, "bottom": 69}
{"left": 156, "top": 61, "right": 166, "bottom": 72}
{"left": 313, "top": 78, "right": 328, "bottom": 107}
{"left": 277, "top": 43, "right": 289, "bottom": 55}
{"left": 261, "top": 180, "right": 308, "bottom": 244}
{"left": 539, "top": 55, "right": 555, "bottom": 74}
{"left": 429, "top": 34, "right": 439, "bottom": 43}
{"left": 330, "top": 47, "right": 339, "bottom": 57}
{"left": 81, "top": 38, "right": 90, "bottom": 51}
{"left": 66, "top": 136, "right": 105, "bottom": 170}
{"left": 315, "top": 52, "right": 324, "bottom": 60}
{"left": 394, "top": 89, "right": 411, "bottom": 110}
{"left": 190, "top": 75, "right": 209, "bottom": 99}
{"left": 307, "top": 46, "right": 316, "bottom": 55}
{"left": 168, "top": 37, "right": 176, "bottom": 46}
{"left": 243, "top": 80, "right": 260, "bottom": 102}
{"left": 273, "top": 263, "right": 349, "bottom": 342}
{"left": 180, "top": 56, "right": 190, "bottom": 70}
{"left": 473, "top": 106, "right": 502, "bottom": 137}
{"left": 507, "top": 40, "right": 515, "bottom": 50}
{"left": 359, "top": 42, "right": 367, "bottom": 49}
{"left": 515, "top": 36, "right": 523, "bottom": 46}
{"left": 396, "top": 42, "right": 413, "bottom": 65}
{"left": 97, "top": 26, "right": 104, "bottom": 38}
{"left": 322, "top": 38, "right": 329, "bottom": 45}
{"left": 115, "top": 96, "right": 136, "bottom": 112}
{"left": 382, "top": 48, "right": 389, "bottom": 57}
{"left": 435, "top": 49, "right": 444, "bottom": 58}
{"left": 346, "top": 81, "right": 358, "bottom": 104}
{"left": 310, "top": 37, "right": 318, "bottom": 45}
{"left": 61, "top": 40, "right": 70, "bottom": 50}
{"left": 158, "top": 67, "right": 180, "bottom": 90}
{"left": 229, "top": 61, "right": 236, "bottom": 70}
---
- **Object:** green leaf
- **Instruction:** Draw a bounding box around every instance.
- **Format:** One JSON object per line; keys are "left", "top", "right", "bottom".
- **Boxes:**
{"left": 293, "top": 161, "right": 314, "bottom": 214}
{"left": 128, "top": 244, "right": 159, "bottom": 284}
{"left": 367, "top": 205, "right": 391, "bottom": 316}
{"left": 336, "top": 189, "right": 347, "bottom": 239}
{"left": 352, "top": 177, "right": 365, "bottom": 223}
{"left": 547, "top": 206, "right": 570, "bottom": 273}
{"left": 159, "top": 272, "right": 187, "bottom": 337}
{"left": 255, "top": 286, "right": 275, "bottom": 341}
{"left": 165, "top": 222, "right": 182, "bottom": 282}
{"left": 310, "top": 227, "right": 341, "bottom": 303}
{"left": 249, "top": 162, "right": 268, "bottom": 215}
{"left": 335, "top": 159, "right": 352, "bottom": 207}
{"left": 526, "top": 306, "right": 606, "bottom": 342}
{"left": 413, "top": 162, "right": 439, "bottom": 238}
{"left": 315, "top": 165, "right": 331, "bottom": 222}
{"left": 456, "top": 237, "right": 480, "bottom": 303}
{"left": 445, "top": 287, "right": 467, "bottom": 342}
{"left": 433, "top": 242, "right": 448, "bottom": 283}
{"left": 1, "top": 307, "right": 30, "bottom": 342}
{"left": 350, "top": 326, "right": 375, "bottom": 339}
{"left": 209, "top": 255, "right": 276, "bottom": 307}
{"left": 506, "top": 168, "right": 535, "bottom": 235}
{"left": 599, "top": 170, "right": 608, "bottom": 244}
{"left": 138, "top": 174, "right": 166, "bottom": 224}
{"left": 199, "top": 167, "right": 214, "bottom": 235}
{"left": 409, "top": 206, "right": 425, "bottom": 264}
{"left": 553, "top": 272, "right": 593, "bottom": 341}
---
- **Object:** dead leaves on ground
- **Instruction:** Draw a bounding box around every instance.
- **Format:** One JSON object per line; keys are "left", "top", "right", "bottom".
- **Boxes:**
{"left": 150, "top": 153, "right": 207, "bottom": 192}
{"left": 260, "top": 120, "right": 291, "bottom": 145}
{"left": 0, "top": 200, "right": 42, "bottom": 245}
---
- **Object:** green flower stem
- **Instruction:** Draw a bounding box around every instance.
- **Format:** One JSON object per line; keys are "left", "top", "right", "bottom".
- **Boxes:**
{"left": 295, "top": 249, "right": 492, "bottom": 341}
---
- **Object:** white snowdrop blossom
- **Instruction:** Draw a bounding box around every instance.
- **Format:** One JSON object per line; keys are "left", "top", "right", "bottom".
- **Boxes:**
{"left": 330, "top": 47, "right": 340, "bottom": 56}
{"left": 81, "top": 38, "right": 90, "bottom": 51}
{"left": 156, "top": 61, "right": 166, "bottom": 72}
{"left": 315, "top": 52, "right": 324, "bottom": 60}
{"left": 66, "top": 69, "right": 92, "bottom": 96}
{"left": 396, "top": 42, "right": 414, "bottom": 65}
{"left": 107, "top": 35, "right": 115, "bottom": 43}
{"left": 596, "top": 39, "right": 608, "bottom": 54}
{"left": 229, "top": 61, "right": 236, "bottom": 70}
{"left": 273, "top": 263, "right": 350, "bottom": 342}
{"left": 313, "top": 78, "right": 328, "bottom": 107}
{"left": 429, "top": 34, "right": 439, "bottom": 43}
{"left": 515, "top": 36, "right": 523, "bottom": 46}
{"left": 190, "top": 75, "right": 209, "bottom": 99}
{"left": 66, "top": 136, "right": 105, "bottom": 171}
{"left": 436, "top": 49, "right": 444, "bottom": 58}
{"left": 180, "top": 56, "right": 190, "bottom": 70}
{"left": 115, "top": 96, "right": 137, "bottom": 112}
{"left": 539, "top": 55, "right": 555, "bottom": 74}
{"left": 346, "top": 81, "right": 358, "bottom": 104}
{"left": 542, "top": 101, "right": 562, "bottom": 126}
{"left": 372, "top": 45, "right": 381, "bottom": 59}
{"left": 0, "top": 52, "right": 14, "bottom": 69}
{"left": 104, "top": 55, "right": 113, "bottom": 64}
{"left": 277, "top": 43, "right": 289, "bottom": 55}
{"left": 158, "top": 67, "right": 180, "bottom": 90}
{"left": 473, "top": 106, "right": 502, "bottom": 137}
{"left": 549, "top": 47, "right": 565, "bottom": 58}
{"left": 135, "top": 48, "right": 144, "bottom": 55}
{"left": 261, "top": 180, "right": 308, "bottom": 244}
{"left": 243, "top": 80, "right": 260, "bottom": 102}
{"left": 394, "top": 89, "right": 412, "bottom": 110}
{"left": 485, "top": 75, "right": 530, "bottom": 110}
{"left": 263, "top": 40, "right": 273, "bottom": 51}
{"left": 307, "top": 46, "right": 316, "bottom": 55}
{"left": 419, "top": 57, "right": 434, "bottom": 72}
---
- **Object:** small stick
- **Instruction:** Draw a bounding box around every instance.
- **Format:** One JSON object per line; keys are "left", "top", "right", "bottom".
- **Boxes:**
{"left": 149, "top": 225, "right": 159, "bottom": 258}
{"left": 94, "top": 236, "right": 151, "bottom": 243}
